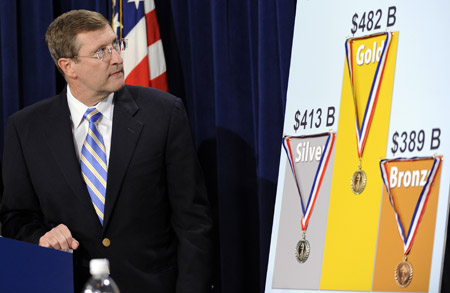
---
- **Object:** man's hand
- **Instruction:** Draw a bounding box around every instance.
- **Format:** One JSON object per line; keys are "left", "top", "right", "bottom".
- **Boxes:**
{"left": 39, "top": 224, "right": 79, "bottom": 250}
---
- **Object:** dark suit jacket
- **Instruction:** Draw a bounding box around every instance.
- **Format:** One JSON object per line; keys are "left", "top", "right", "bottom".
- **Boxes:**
{"left": 0, "top": 85, "right": 213, "bottom": 292}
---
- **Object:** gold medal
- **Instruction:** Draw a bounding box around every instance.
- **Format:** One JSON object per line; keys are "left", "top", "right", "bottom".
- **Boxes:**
{"left": 351, "top": 169, "right": 366, "bottom": 195}
{"left": 346, "top": 33, "right": 394, "bottom": 195}
{"left": 394, "top": 259, "right": 413, "bottom": 288}
{"left": 295, "top": 238, "right": 310, "bottom": 263}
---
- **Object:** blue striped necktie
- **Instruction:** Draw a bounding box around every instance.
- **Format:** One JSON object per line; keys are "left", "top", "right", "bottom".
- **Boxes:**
{"left": 80, "top": 108, "right": 107, "bottom": 225}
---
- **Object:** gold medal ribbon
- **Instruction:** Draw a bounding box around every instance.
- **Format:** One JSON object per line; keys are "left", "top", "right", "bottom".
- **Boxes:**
{"left": 345, "top": 32, "right": 393, "bottom": 163}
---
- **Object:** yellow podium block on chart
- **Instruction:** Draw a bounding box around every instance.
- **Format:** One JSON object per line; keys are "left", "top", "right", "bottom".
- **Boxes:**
{"left": 320, "top": 32, "right": 399, "bottom": 291}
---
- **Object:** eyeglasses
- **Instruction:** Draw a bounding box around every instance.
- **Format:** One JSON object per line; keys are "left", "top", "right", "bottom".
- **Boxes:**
{"left": 72, "top": 38, "right": 128, "bottom": 62}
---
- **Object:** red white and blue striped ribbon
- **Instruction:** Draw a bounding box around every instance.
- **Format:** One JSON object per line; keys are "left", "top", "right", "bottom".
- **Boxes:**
{"left": 345, "top": 32, "right": 392, "bottom": 158}
{"left": 283, "top": 132, "right": 336, "bottom": 230}
{"left": 379, "top": 156, "right": 442, "bottom": 254}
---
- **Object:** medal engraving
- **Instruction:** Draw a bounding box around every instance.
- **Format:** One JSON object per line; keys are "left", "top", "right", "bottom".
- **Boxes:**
{"left": 351, "top": 169, "right": 366, "bottom": 194}
{"left": 395, "top": 261, "right": 413, "bottom": 288}
{"left": 295, "top": 239, "right": 310, "bottom": 263}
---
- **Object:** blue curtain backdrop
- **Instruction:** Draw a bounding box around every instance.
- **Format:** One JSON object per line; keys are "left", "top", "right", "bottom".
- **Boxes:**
{"left": 1, "top": 1, "right": 449, "bottom": 292}
{"left": 166, "top": 1, "right": 296, "bottom": 291}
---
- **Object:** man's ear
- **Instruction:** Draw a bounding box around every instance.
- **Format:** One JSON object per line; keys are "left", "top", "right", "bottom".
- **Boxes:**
{"left": 58, "top": 58, "right": 76, "bottom": 79}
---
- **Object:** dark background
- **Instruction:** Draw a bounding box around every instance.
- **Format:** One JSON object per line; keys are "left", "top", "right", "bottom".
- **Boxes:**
{"left": 0, "top": 1, "right": 448, "bottom": 292}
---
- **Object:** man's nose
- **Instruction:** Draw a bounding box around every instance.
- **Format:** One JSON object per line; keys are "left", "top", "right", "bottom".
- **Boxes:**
{"left": 110, "top": 47, "right": 123, "bottom": 64}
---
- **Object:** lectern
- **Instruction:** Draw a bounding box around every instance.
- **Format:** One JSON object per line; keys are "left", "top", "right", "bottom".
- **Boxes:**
{"left": 0, "top": 236, "right": 73, "bottom": 292}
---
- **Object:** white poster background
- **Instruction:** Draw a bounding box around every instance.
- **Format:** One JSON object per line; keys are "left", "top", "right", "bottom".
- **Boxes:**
{"left": 266, "top": 1, "right": 450, "bottom": 292}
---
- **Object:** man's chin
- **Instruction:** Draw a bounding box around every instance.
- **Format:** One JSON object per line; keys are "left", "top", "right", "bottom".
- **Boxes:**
{"left": 107, "top": 80, "right": 125, "bottom": 93}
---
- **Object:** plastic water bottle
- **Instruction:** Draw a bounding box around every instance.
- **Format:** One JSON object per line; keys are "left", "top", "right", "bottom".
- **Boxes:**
{"left": 82, "top": 259, "right": 120, "bottom": 293}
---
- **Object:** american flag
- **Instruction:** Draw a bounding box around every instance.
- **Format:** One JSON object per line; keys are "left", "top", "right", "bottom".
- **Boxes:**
{"left": 111, "top": 0, "right": 168, "bottom": 91}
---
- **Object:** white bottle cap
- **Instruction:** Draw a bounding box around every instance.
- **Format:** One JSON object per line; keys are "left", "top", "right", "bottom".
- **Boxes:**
{"left": 89, "top": 259, "right": 110, "bottom": 275}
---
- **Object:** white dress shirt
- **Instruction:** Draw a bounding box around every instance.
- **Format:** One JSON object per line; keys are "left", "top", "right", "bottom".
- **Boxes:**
{"left": 66, "top": 85, "right": 114, "bottom": 165}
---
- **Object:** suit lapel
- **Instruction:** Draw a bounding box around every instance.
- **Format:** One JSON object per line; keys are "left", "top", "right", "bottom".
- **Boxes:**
{"left": 44, "top": 91, "right": 96, "bottom": 212}
{"left": 103, "top": 86, "right": 143, "bottom": 228}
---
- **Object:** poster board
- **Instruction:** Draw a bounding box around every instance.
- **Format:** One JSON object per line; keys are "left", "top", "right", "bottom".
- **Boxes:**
{"left": 266, "top": 1, "right": 450, "bottom": 292}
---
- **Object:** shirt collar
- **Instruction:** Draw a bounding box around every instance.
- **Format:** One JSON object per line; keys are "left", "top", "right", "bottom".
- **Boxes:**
{"left": 66, "top": 85, "right": 114, "bottom": 129}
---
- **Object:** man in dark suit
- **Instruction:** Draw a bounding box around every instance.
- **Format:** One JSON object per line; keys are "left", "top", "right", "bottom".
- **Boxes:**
{"left": 0, "top": 9, "right": 213, "bottom": 292}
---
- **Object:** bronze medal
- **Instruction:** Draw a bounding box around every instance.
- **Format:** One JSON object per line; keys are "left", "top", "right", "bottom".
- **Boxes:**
{"left": 395, "top": 260, "right": 413, "bottom": 288}
{"left": 351, "top": 169, "right": 366, "bottom": 195}
{"left": 381, "top": 157, "right": 443, "bottom": 289}
{"left": 295, "top": 239, "right": 310, "bottom": 263}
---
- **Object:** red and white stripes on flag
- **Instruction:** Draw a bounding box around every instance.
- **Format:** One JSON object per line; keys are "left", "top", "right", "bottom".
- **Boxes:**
{"left": 112, "top": 0, "right": 168, "bottom": 91}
